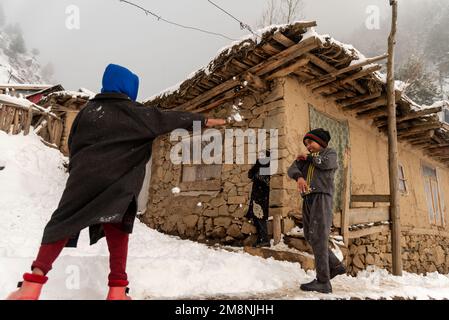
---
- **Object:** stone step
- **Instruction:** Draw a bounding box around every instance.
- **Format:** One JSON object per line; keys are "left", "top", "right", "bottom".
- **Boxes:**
{"left": 243, "top": 246, "right": 315, "bottom": 271}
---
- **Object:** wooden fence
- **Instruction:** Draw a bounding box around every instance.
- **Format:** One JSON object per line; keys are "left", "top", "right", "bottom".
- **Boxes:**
{"left": 0, "top": 102, "right": 63, "bottom": 147}
{"left": 334, "top": 163, "right": 391, "bottom": 245}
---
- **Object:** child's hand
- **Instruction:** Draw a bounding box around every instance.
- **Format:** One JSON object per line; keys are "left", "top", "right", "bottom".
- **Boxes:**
{"left": 297, "top": 153, "right": 309, "bottom": 161}
{"left": 205, "top": 118, "right": 227, "bottom": 127}
{"left": 297, "top": 177, "right": 309, "bottom": 194}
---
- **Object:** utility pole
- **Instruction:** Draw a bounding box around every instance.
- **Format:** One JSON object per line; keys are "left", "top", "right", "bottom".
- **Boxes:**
{"left": 386, "top": 0, "right": 402, "bottom": 276}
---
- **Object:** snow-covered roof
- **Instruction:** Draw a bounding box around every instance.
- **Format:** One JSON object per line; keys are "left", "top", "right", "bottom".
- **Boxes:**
{"left": 142, "top": 21, "right": 448, "bottom": 165}
{"left": 0, "top": 93, "right": 34, "bottom": 108}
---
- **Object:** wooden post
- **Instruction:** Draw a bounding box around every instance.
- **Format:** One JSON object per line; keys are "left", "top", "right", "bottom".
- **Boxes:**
{"left": 23, "top": 105, "right": 33, "bottom": 136}
{"left": 341, "top": 148, "right": 351, "bottom": 246}
{"left": 387, "top": 0, "right": 403, "bottom": 276}
{"left": 273, "top": 214, "right": 282, "bottom": 245}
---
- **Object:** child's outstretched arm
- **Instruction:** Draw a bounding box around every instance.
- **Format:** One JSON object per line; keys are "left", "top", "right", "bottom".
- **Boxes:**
{"left": 307, "top": 148, "right": 338, "bottom": 170}
{"left": 287, "top": 160, "right": 305, "bottom": 181}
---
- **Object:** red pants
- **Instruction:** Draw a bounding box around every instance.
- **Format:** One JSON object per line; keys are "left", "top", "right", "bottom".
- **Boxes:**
{"left": 32, "top": 224, "right": 129, "bottom": 287}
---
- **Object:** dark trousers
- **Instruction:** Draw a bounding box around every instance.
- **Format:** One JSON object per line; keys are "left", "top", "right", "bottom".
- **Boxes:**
{"left": 32, "top": 223, "right": 129, "bottom": 286}
{"left": 302, "top": 193, "right": 340, "bottom": 282}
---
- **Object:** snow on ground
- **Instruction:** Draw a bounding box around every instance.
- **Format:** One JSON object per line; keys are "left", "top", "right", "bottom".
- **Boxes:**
{"left": 1, "top": 131, "right": 449, "bottom": 300}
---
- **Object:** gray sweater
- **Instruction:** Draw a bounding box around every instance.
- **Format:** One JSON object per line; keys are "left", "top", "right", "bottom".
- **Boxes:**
{"left": 287, "top": 147, "right": 338, "bottom": 196}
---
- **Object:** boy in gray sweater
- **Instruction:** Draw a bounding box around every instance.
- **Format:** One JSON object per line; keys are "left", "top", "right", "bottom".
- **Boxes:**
{"left": 288, "top": 128, "right": 346, "bottom": 294}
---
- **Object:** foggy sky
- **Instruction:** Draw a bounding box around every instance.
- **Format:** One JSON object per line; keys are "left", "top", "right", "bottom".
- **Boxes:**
{"left": 1, "top": 0, "right": 419, "bottom": 100}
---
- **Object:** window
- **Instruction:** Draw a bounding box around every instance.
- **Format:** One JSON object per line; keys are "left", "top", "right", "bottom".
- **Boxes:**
{"left": 422, "top": 164, "right": 444, "bottom": 225}
{"left": 398, "top": 164, "right": 407, "bottom": 193}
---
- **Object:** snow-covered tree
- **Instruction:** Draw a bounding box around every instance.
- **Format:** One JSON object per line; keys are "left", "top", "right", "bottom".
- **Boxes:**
{"left": 397, "top": 55, "right": 441, "bottom": 105}
{"left": 258, "top": 0, "right": 305, "bottom": 27}
{"left": 5, "top": 23, "right": 27, "bottom": 55}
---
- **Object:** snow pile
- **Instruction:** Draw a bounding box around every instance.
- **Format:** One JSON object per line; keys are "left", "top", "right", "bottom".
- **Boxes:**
{"left": 1, "top": 131, "right": 449, "bottom": 300}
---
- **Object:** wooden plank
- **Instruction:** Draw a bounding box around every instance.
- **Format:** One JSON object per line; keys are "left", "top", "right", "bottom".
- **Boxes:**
{"left": 12, "top": 109, "right": 21, "bottom": 134}
{"left": 351, "top": 194, "right": 390, "bottom": 203}
{"left": 348, "top": 225, "right": 390, "bottom": 239}
{"left": 273, "top": 213, "right": 282, "bottom": 245}
{"left": 0, "top": 105, "right": 6, "bottom": 131}
{"left": 261, "top": 43, "right": 281, "bottom": 55}
{"left": 423, "top": 143, "right": 449, "bottom": 150}
{"left": 55, "top": 120, "right": 64, "bottom": 147}
{"left": 272, "top": 32, "right": 295, "bottom": 47}
{"left": 397, "top": 122, "right": 441, "bottom": 138}
{"left": 306, "top": 54, "right": 388, "bottom": 86}
{"left": 333, "top": 212, "right": 342, "bottom": 228}
{"left": 303, "top": 53, "right": 367, "bottom": 94}
{"left": 374, "top": 106, "right": 443, "bottom": 127}
{"left": 23, "top": 106, "right": 33, "bottom": 136}
{"left": 308, "top": 76, "right": 337, "bottom": 90}
{"left": 325, "top": 91, "right": 356, "bottom": 101}
{"left": 314, "top": 65, "right": 382, "bottom": 93}
{"left": 265, "top": 58, "right": 310, "bottom": 80}
{"left": 348, "top": 97, "right": 388, "bottom": 115}
{"left": 4, "top": 107, "right": 16, "bottom": 133}
{"left": 242, "top": 72, "right": 268, "bottom": 92}
{"left": 348, "top": 207, "right": 390, "bottom": 225}
{"left": 339, "top": 92, "right": 382, "bottom": 107}
{"left": 356, "top": 107, "right": 389, "bottom": 119}
{"left": 252, "top": 36, "right": 321, "bottom": 76}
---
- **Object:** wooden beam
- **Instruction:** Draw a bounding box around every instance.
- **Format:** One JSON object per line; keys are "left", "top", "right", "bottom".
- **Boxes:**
{"left": 374, "top": 106, "right": 443, "bottom": 127}
{"left": 356, "top": 107, "right": 389, "bottom": 119}
{"left": 305, "top": 54, "right": 388, "bottom": 86}
{"left": 242, "top": 72, "right": 268, "bottom": 92}
{"left": 325, "top": 91, "right": 357, "bottom": 101}
{"left": 272, "top": 32, "right": 295, "bottom": 47}
{"left": 345, "top": 96, "right": 387, "bottom": 114}
{"left": 348, "top": 207, "right": 390, "bottom": 225}
{"left": 23, "top": 105, "right": 33, "bottom": 136}
{"left": 397, "top": 123, "right": 441, "bottom": 138}
{"left": 303, "top": 53, "right": 367, "bottom": 94}
{"left": 265, "top": 58, "right": 310, "bottom": 80}
{"left": 261, "top": 43, "right": 282, "bottom": 55}
{"left": 423, "top": 143, "right": 449, "bottom": 150}
{"left": 339, "top": 92, "right": 382, "bottom": 107}
{"left": 252, "top": 36, "right": 322, "bottom": 76}
{"left": 351, "top": 195, "right": 390, "bottom": 203}
{"left": 348, "top": 225, "right": 390, "bottom": 239}
{"left": 313, "top": 65, "right": 382, "bottom": 93}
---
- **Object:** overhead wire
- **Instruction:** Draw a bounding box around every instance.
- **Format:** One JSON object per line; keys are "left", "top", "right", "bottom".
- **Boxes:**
{"left": 119, "top": 0, "right": 237, "bottom": 41}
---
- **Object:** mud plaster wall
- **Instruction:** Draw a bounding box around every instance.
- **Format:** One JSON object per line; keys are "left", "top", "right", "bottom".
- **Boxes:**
{"left": 282, "top": 76, "right": 449, "bottom": 233}
{"left": 142, "top": 79, "right": 294, "bottom": 245}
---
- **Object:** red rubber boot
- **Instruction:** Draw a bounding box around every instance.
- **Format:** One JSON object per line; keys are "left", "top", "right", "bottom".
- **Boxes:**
{"left": 6, "top": 273, "right": 48, "bottom": 300}
{"left": 106, "top": 280, "right": 132, "bottom": 300}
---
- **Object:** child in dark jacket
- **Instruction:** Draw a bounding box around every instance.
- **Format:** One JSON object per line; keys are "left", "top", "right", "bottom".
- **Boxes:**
{"left": 287, "top": 128, "right": 346, "bottom": 294}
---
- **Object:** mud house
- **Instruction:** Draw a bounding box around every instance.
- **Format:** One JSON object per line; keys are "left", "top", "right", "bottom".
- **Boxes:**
{"left": 140, "top": 21, "right": 449, "bottom": 275}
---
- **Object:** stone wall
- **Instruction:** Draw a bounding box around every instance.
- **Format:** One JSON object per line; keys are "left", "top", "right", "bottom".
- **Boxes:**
{"left": 343, "top": 231, "right": 449, "bottom": 275}
{"left": 142, "top": 79, "right": 297, "bottom": 245}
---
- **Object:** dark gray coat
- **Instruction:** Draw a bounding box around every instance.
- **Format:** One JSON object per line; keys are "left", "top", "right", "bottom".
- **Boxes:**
{"left": 42, "top": 93, "right": 206, "bottom": 247}
{"left": 287, "top": 147, "right": 338, "bottom": 196}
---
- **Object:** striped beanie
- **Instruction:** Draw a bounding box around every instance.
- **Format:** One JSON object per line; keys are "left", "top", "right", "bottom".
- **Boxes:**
{"left": 303, "top": 128, "right": 331, "bottom": 148}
